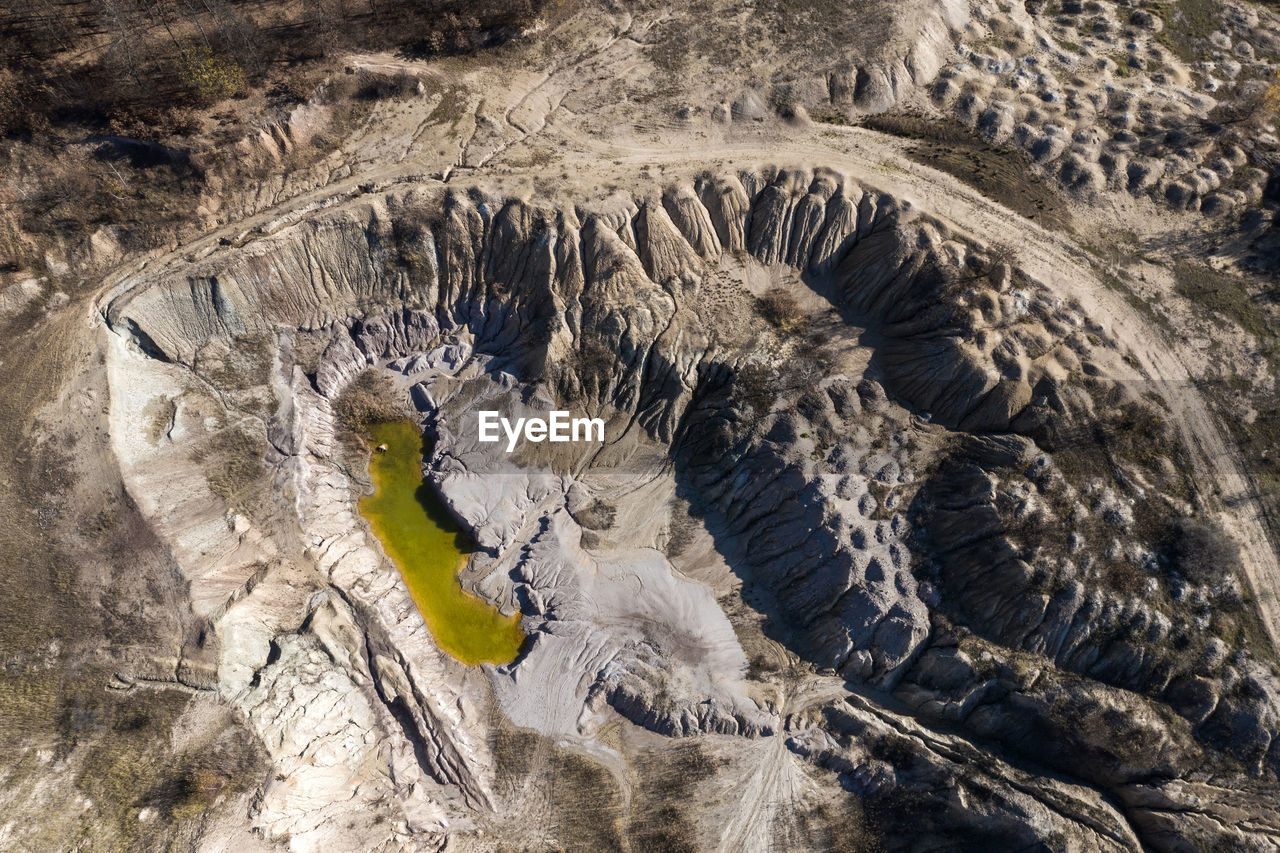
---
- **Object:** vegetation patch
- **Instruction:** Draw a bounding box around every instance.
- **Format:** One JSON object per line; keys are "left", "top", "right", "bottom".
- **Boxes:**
{"left": 1148, "top": 0, "right": 1219, "bottom": 63}
{"left": 1172, "top": 260, "right": 1276, "bottom": 356}
{"left": 201, "top": 333, "right": 277, "bottom": 416}
{"left": 192, "top": 424, "right": 267, "bottom": 513}
{"left": 576, "top": 499, "right": 617, "bottom": 530}
{"left": 864, "top": 113, "right": 1074, "bottom": 233}
{"left": 755, "top": 288, "right": 804, "bottom": 333}
{"left": 810, "top": 109, "right": 850, "bottom": 125}
{"left": 332, "top": 369, "right": 406, "bottom": 438}
{"left": 354, "top": 70, "right": 423, "bottom": 102}
{"left": 70, "top": 690, "right": 264, "bottom": 845}
{"left": 626, "top": 742, "right": 730, "bottom": 852}
{"left": 1160, "top": 517, "right": 1242, "bottom": 585}
{"left": 564, "top": 335, "right": 619, "bottom": 403}
{"left": 11, "top": 144, "right": 203, "bottom": 258}
{"left": 731, "top": 362, "right": 782, "bottom": 420}
{"left": 757, "top": 0, "right": 897, "bottom": 54}
{"left": 648, "top": 14, "right": 695, "bottom": 75}
{"left": 427, "top": 86, "right": 471, "bottom": 127}
{"left": 144, "top": 395, "right": 178, "bottom": 443}
{"left": 0, "top": 0, "right": 548, "bottom": 136}
{"left": 490, "top": 722, "right": 626, "bottom": 849}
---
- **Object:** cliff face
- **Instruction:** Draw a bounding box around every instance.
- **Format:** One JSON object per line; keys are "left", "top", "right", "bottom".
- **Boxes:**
{"left": 101, "top": 166, "right": 1280, "bottom": 851}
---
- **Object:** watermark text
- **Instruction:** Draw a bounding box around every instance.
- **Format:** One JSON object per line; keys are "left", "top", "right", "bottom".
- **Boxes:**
{"left": 478, "top": 411, "right": 605, "bottom": 452}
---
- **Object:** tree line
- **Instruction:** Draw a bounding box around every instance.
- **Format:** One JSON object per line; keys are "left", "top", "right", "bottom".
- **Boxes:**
{"left": 0, "top": 0, "right": 544, "bottom": 136}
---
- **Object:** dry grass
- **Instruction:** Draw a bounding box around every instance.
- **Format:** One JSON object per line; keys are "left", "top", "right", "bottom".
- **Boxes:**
{"left": 864, "top": 113, "right": 1074, "bottom": 233}
{"left": 1173, "top": 261, "right": 1276, "bottom": 355}
{"left": 144, "top": 395, "right": 178, "bottom": 442}
{"left": 6, "top": 141, "right": 203, "bottom": 262}
{"left": 0, "top": 0, "right": 550, "bottom": 135}
{"left": 65, "top": 690, "right": 265, "bottom": 846}
{"left": 191, "top": 424, "right": 267, "bottom": 514}
{"left": 756, "top": 288, "right": 804, "bottom": 333}
{"left": 489, "top": 719, "right": 626, "bottom": 849}
{"left": 757, "top": 0, "right": 898, "bottom": 55}
{"left": 426, "top": 85, "right": 471, "bottom": 127}
{"left": 1149, "top": 0, "right": 1219, "bottom": 63}
{"left": 0, "top": 309, "right": 89, "bottom": 676}
{"left": 332, "top": 369, "right": 407, "bottom": 449}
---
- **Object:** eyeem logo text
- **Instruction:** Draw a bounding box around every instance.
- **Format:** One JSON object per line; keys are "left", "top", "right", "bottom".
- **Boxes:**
{"left": 478, "top": 411, "right": 605, "bottom": 452}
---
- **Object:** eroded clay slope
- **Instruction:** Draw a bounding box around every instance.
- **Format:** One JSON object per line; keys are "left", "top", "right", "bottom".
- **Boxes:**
{"left": 99, "top": 165, "right": 1280, "bottom": 852}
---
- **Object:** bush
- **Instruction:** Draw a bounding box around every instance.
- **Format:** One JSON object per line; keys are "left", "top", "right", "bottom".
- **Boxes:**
{"left": 756, "top": 289, "right": 804, "bottom": 333}
{"left": 1163, "top": 518, "right": 1242, "bottom": 584}
{"left": 332, "top": 370, "right": 404, "bottom": 433}
{"left": 178, "top": 45, "right": 246, "bottom": 106}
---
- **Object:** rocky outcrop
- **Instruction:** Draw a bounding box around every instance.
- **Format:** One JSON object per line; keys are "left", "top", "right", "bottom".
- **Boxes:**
{"left": 787, "top": 693, "right": 1144, "bottom": 852}
{"left": 819, "top": 0, "right": 969, "bottom": 114}
{"left": 97, "top": 165, "right": 1134, "bottom": 716}
{"left": 932, "top": 0, "right": 1280, "bottom": 215}
{"left": 909, "top": 431, "right": 1280, "bottom": 778}
{"left": 676, "top": 376, "right": 929, "bottom": 684}
{"left": 107, "top": 167, "right": 1088, "bottom": 438}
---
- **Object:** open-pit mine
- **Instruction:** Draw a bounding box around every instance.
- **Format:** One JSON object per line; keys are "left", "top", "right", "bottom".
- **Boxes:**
{"left": 3, "top": 0, "right": 1280, "bottom": 850}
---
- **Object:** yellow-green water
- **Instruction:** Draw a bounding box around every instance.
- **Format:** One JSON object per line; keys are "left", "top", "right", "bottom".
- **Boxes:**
{"left": 359, "top": 420, "right": 524, "bottom": 665}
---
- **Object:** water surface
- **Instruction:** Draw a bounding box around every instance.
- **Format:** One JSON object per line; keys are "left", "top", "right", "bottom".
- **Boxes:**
{"left": 359, "top": 420, "right": 524, "bottom": 665}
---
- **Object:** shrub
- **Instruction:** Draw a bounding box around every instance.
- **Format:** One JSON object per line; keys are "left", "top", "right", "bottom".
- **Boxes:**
{"left": 756, "top": 289, "right": 804, "bottom": 333}
{"left": 178, "top": 45, "right": 246, "bottom": 106}
{"left": 1163, "top": 518, "right": 1242, "bottom": 584}
{"left": 333, "top": 370, "right": 404, "bottom": 433}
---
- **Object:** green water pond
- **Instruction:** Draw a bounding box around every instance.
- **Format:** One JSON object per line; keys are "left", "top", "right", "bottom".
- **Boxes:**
{"left": 359, "top": 420, "right": 524, "bottom": 665}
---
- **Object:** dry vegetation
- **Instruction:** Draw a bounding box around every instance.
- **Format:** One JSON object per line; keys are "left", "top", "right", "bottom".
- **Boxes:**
{"left": 0, "top": 306, "right": 266, "bottom": 848}
{"left": 1163, "top": 517, "right": 1243, "bottom": 585}
{"left": 0, "top": 0, "right": 545, "bottom": 137}
{"left": 755, "top": 288, "right": 804, "bottom": 334}
{"left": 864, "top": 113, "right": 1074, "bottom": 233}
{"left": 0, "top": 0, "right": 550, "bottom": 274}
{"left": 1173, "top": 260, "right": 1277, "bottom": 356}
{"left": 332, "top": 368, "right": 407, "bottom": 443}
{"left": 192, "top": 423, "right": 268, "bottom": 514}
{"left": 489, "top": 718, "right": 633, "bottom": 849}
